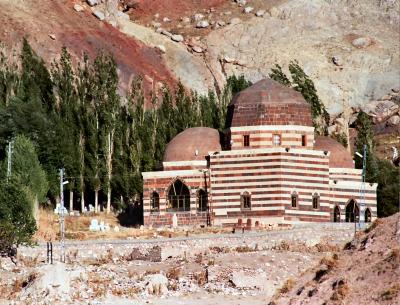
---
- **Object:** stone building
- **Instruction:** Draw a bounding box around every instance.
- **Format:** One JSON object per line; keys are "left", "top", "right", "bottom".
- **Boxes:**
{"left": 142, "top": 79, "right": 377, "bottom": 227}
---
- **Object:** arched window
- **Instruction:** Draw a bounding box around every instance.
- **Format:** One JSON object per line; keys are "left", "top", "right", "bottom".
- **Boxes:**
{"left": 345, "top": 199, "right": 359, "bottom": 223}
{"left": 291, "top": 192, "right": 298, "bottom": 208}
{"left": 197, "top": 189, "right": 208, "bottom": 212}
{"left": 150, "top": 191, "right": 160, "bottom": 213}
{"left": 241, "top": 192, "right": 251, "bottom": 210}
{"left": 365, "top": 208, "right": 372, "bottom": 223}
{"left": 333, "top": 205, "right": 340, "bottom": 222}
{"left": 273, "top": 134, "right": 281, "bottom": 146}
{"left": 312, "top": 193, "right": 319, "bottom": 209}
{"left": 167, "top": 179, "right": 190, "bottom": 212}
{"left": 301, "top": 135, "right": 307, "bottom": 146}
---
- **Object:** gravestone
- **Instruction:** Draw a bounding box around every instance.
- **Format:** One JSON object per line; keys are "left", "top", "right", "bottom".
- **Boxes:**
{"left": 89, "top": 219, "right": 100, "bottom": 232}
{"left": 172, "top": 213, "right": 178, "bottom": 228}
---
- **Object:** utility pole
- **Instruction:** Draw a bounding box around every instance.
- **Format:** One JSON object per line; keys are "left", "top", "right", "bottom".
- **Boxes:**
{"left": 359, "top": 144, "right": 367, "bottom": 230}
{"left": 6, "top": 140, "right": 14, "bottom": 181}
{"left": 59, "top": 168, "right": 68, "bottom": 263}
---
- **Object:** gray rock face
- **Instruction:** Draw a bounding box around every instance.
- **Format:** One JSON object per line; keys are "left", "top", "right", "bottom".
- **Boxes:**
{"left": 204, "top": 0, "right": 400, "bottom": 115}
{"left": 117, "top": 19, "right": 214, "bottom": 95}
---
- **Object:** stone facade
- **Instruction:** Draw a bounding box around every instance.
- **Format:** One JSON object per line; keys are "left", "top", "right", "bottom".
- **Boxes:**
{"left": 142, "top": 79, "right": 378, "bottom": 227}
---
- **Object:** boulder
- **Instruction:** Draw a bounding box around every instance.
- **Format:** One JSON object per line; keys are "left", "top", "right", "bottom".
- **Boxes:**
{"left": 192, "top": 46, "right": 203, "bottom": 53}
{"left": 236, "top": 0, "right": 247, "bottom": 7}
{"left": 73, "top": 4, "right": 84, "bottom": 12}
{"left": 217, "top": 20, "right": 226, "bottom": 26}
{"left": 193, "top": 13, "right": 205, "bottom": 22}
{"left": 156, "top": 45, "right": 166, "bottom": 53}
{"left": 145, "top": 274, "right": 168, "bottom": 295}
{"left": 244, "top": 7, "right": 254, "bottom": 14}
{"left": 229, "top": 17, "right": 241, "bottom": 25}
{"left": 364, "top": 100, "right": 399, "bottom": 123}
{"left": 255, "top": 10, "right": 265, "bottom": 17}
{"left": 387, "top": 115, "right": 400, "bottom": 126}
{"left": 163, "top": 17, "right": 171, "bottom": 22}
{"left": 352, "top": 37, "right": 372, "bottom": 48}
{"left": 332, "top": 56, "right": 343, "bottom": 66}
{"left": 269, "top": 7, "right": 280, "bottom": 18}
{"left": 181, "top": 16, "right": 191, "bottom": 23}
{"left": 87, "top": 0, "right": 98, "bottom": 7}
{"left": 196, "top": 20, "right": 209, "bottom": 28}
{"left": 171, "top": 34, "right": 184, "bottom": 42}
{"left": 93, "top": 10, "right": 105, "bottom": 21}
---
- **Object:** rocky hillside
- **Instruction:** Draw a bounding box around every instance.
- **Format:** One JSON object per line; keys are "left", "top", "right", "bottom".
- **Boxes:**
{"left": 271, "top": 213, "right": 400, "bottom": 305}
{"left": 1, "top": 0, "right": 399, "bottom": 111}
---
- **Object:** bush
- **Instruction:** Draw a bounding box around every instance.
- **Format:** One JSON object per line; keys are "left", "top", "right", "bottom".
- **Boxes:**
{"left": 0, "top": 179, "right": 37, "bottom": 261}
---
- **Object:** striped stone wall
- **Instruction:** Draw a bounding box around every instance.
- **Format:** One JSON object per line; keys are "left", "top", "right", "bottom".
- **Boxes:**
{"left": 209, "top": 147, "right": 332, "bottom": 226}
{"left": 229, "top": 125, "right": 315, "bottom": 150}
{"left": 142, "top": 169, "right": 210, "bottom": 227}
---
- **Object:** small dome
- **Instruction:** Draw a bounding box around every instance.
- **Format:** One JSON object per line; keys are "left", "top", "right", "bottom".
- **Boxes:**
{"left": 163, "top": 127, "right": 221, "bottom": 162}
{"left": 314, "top": 136, "right": 354, "bottom": 168}
{"left": 226, "top": 78, "right": 313, "bottom": 127}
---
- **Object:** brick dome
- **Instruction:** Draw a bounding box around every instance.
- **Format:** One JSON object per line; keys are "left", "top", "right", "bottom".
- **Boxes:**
{"left": 226, "top": 78, "right": 313, "bottom": 127}
{"left": 314, "top": 136, "right": 354, "bottom": 168}
{"left": 163, "top": 127, "right": 221, "bottom": 162}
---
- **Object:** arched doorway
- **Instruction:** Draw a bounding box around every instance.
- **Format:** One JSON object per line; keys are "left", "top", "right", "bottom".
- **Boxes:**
{"left": 333, "top": 205, "right": 340, "bottom": 222}
{"left": 345, "top": 199, "right": 359, "bottom": 223}
{"left": 167, "top": 179, "right": 190, "bottom": 212}
{"left": 150, "top": 191, "right": 160, "bottom": 213}
{"left": 365, "top": 208, "right": 372, "bottom": 223}
{"left": 197, "top": 189, "right": 208, "bottom": 212}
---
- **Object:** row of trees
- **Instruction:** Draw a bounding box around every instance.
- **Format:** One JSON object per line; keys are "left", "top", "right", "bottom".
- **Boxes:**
{"left": 0, "top": 39, "right": 250, "bottom": 215}
{"left": 0, "top": 39, "right": 397, "bottom": 229}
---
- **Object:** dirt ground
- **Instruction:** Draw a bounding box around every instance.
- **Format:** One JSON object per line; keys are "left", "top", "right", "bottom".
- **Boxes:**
{"left": 1, "top": 214, "right": 398, "bottom": 305}
{"left": 1, "top": 220, "right": 355, "bottom": 305}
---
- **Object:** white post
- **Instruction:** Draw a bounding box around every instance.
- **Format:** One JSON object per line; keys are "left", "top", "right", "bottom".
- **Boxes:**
{"left": 59, "top": 169, "right": 66, "bottom": 263}
{"left": 359, "top": 145, "right": 367, "bottom": 229}
{"left": 6, "top": 140, "right": 13, "bottom": 180}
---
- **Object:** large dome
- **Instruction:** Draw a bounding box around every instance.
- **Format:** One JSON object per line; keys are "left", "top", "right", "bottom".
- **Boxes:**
{"left": 226, "top": 78, "right": 313, "bottom": 127}
{"left": 314, "top": 136, "right": 354, "bottom": 168}
{"left": 163, "top": 127, "right": 221, "bottom": 162}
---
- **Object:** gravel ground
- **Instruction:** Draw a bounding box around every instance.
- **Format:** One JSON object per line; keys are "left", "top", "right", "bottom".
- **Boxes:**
{"left": 0, "top": 223, "right": 356, "bottom": 305}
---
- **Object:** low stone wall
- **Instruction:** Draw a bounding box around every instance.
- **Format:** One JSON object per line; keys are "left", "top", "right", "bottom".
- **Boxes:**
{"left": 14, "top": 223, "right": 358, "bottom": 265}
{"left": 144, "top": 211, "right": 209, "bottom": 227}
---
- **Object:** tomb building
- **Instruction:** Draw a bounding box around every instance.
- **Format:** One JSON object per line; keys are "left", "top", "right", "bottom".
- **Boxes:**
{"left": 142, "top": 79, "right": 377, "bottom": 227}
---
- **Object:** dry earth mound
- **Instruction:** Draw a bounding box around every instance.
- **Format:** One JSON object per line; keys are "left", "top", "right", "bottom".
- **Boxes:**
{"left": 0, "top": 0, "right": 177, "bottom": 92}
{"left": 271, "top": 213, "right": 400, "bottom": 305}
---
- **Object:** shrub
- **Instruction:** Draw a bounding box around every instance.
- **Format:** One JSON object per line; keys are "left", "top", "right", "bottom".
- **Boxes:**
{"left": 0, "top": 179, "right": 37, "bottom": 262}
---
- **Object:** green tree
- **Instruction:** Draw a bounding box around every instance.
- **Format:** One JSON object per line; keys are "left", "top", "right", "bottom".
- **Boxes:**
{"left": 51, "top": 47, "right": 80, "bottom": 210}
{"left": 269, "top": 61, "right": 330, "bottom": 135}
{"left": 0, "top": 179, "right": 37, "bottom": 261}
{"left": 376, "top": 159, "right": 400, "bottom": 217}
{"left": 354, "top": 111, "right": 379, "bottom": 182}
{"left": 10, "top": 135, "right": 48, "bottom": 203}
